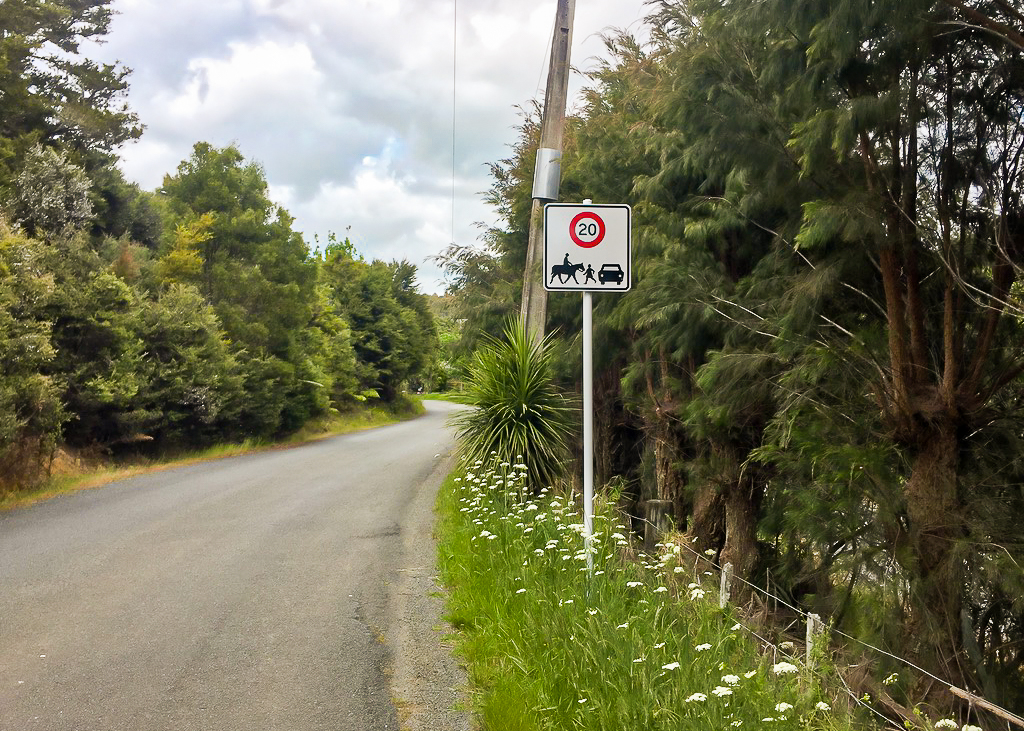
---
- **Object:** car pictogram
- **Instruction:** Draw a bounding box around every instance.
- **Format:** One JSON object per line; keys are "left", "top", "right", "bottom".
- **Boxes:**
{"left": 598, "top": 263, "right": 624, "bottom": 285}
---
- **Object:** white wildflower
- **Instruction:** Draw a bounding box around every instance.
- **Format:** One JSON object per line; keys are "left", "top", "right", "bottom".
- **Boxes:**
{"left": 815, "top": 701, "right": 830, "bottom": 711}
{"left": 775, "top": 702, "right": 793, "bottom": 713}
{"left": 934, "top": 721, "right": 958, "bottom": 730}
{"left": 663, "top": 661, "right": 682, "bottom": 670}
{"left": 772, "top": 661, "right": 799, "bottom": 675}
{"left": 684, "top": 691, "right": 706, "bottom": 702}
{"left": 713, "top": 686, "right": 734, "bottom": 697}
{"left": 722, "top": 674, "right": 740, "bottom": 685}
{"left": 695, "top": 643, "right": 712, "bottom": 651}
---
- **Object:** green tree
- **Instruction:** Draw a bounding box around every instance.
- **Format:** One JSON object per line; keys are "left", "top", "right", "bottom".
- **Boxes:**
{"left": 160, "top": 142, "right": 321, "bottom": 436}
{"left": 45, "top": 240, "right": 147, "bottom": 446}
{"left": 637, "top": 0, "right": 1024, "bottom": 703}
{"left": 135, "top": 283, "right": 242, "bottom": 447}
{"left": 0, "top": 0, "right": 141, "bottom": 190}
{"left": 89, "top": 164, "right": 165, "bottom": 250}
{"left": 0, "top": 217, "right": 64, "bottom": 489}
{"left": 10, "top": 143, "right": 93, "bottom": 237}
{"left": 156, "top": 212, "right": 213, "bottom": 286}
{"left": 321, "top": 242, "right": 436, "bottom": 403}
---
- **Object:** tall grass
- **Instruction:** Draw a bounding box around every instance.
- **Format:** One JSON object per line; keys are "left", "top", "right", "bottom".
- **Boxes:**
{"left": 438, "top": 456, "right": 881, "bottom": 731}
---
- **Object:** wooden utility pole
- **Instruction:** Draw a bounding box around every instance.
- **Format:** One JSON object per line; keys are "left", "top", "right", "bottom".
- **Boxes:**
{"left": 520, "top": 0, "right": 576, "bottom": 343}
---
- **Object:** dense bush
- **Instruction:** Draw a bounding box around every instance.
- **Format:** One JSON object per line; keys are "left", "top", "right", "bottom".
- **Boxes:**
{"left": 451, "top": 319, "right": 575, "bottom": 490}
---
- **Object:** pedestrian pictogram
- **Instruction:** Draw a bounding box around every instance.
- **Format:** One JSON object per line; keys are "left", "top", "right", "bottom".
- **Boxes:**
{"left": 544, "top": 204, "right": 631, "bottom": 292}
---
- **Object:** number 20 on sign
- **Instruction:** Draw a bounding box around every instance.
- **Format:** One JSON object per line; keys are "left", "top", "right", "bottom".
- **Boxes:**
{"left": 543, "top": 203, "right": 631, "bottom": 292}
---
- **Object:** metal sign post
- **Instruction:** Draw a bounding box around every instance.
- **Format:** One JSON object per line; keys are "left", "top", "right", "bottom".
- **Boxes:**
{"left": 544, "top": 200, "right": 631, "bottom": 576}
{"left": 583, "top": 289, "right": 594, "bottom": 574}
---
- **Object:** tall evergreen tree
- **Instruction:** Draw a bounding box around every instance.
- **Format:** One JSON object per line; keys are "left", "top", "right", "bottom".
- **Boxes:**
{"left": 0, "top": 217, "right": 64, "bottom": 488}
{"left": 159, "top": 142, "right": 321, "bottom": 436}
{"left": 0, "top": 0, "right": 141, "bottom": 191}
{"left": 321, "top": 242, "right": 437, "bottom": 403}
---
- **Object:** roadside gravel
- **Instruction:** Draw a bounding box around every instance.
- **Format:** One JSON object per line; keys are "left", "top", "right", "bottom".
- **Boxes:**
{"left": 387, "top": 445, "right": 471, "bottom": 731}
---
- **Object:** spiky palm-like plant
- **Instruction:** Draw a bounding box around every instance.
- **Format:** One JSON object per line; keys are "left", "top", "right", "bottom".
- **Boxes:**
{"left": 452, "top": 319, "right": 575, "bottom": 491}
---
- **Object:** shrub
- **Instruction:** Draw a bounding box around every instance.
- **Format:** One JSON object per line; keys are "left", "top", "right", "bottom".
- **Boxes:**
{"left": 450, "top": 319, "right": 575, "bottom": 490}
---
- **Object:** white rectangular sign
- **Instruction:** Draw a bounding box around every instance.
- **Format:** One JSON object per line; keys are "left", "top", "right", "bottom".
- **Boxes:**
{"left": 544, "top": 203, "right": 631, "bottom": 292}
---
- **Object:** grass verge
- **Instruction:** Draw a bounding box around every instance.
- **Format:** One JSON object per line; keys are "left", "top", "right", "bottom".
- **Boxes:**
{"left": 437, "top": 456, "right": 874, "bottom": 731}
{"left": 1, "top": 399, "right": 425, "bottom": 513}
{"left": 418, "top": 392, "right": 460, "bottom": 403}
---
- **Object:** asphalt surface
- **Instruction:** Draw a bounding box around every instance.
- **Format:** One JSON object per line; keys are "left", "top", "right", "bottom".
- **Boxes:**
{"left": 0, "top": 400, "right": 466, "bottom": 731}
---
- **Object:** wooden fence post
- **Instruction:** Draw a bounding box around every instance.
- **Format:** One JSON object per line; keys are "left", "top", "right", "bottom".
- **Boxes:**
{"left": 806, "top": 613, "right": 822, "bottom": 665}
{"left": 643, "top": 499, "right": 672, "bottom": 551}
{"left": 720, "top": 562, "right": 733, "bottom": 609}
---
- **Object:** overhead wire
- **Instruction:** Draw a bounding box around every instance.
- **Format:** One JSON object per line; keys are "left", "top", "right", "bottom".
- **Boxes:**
{"left": 451, "top": 0, "right": 457, "bottom": 247}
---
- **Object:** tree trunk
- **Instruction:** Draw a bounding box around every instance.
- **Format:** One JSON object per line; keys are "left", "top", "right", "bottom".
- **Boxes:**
{"left": 688, "top": 479, "right": 725, "bottom": 560}
{"left": 720, "top": 470, "right": 763, "bottom": 603}
{"left": 653, "top": 418, "right": 686, "bottom": 515}
{"left": 903, "top": 418, "right": 968, "bottom": 688}
{"left": 594, "top": 364, "right": 641, "bottom": 487}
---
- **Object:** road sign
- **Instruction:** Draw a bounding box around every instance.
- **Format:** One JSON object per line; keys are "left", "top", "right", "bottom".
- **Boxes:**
{"left": 544, "top": 203, "right": 631, "bottom": 292}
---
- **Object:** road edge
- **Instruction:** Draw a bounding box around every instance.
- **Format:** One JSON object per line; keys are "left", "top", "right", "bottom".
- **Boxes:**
{"left": 387, "top": 451, "right": 471, "bottom": 731}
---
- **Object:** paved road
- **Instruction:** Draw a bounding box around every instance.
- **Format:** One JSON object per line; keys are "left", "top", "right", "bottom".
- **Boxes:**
{"left": 0, "top": 400, "right": 463, "bottom": 731}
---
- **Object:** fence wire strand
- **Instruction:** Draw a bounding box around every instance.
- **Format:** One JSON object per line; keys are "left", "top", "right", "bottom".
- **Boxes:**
{"left": 630, "top": 514, "right": 1024, "bottom": 729}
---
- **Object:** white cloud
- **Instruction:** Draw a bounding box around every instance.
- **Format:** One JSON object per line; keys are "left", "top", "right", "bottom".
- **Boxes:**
{"left": 157, "top": 38, "right": 326, "bottom": 127}
{"left": 92, "top": 0, "right": 651, "bottom": 294}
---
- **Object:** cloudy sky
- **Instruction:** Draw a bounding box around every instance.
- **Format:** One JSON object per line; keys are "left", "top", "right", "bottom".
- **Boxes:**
{"left": 86, "top": 0, "right": 649, "bottom": 293}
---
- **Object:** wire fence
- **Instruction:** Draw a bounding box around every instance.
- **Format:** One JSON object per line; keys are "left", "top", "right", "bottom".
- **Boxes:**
{"left": 633, "top": 514, "right": 1024, "bottom": 731}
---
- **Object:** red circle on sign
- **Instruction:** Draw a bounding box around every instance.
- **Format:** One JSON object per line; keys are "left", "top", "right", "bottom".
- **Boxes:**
{"left": 569, "top": 212, "right": 606, "bottom": 248}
